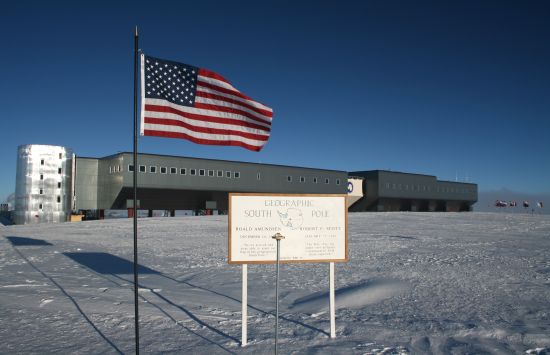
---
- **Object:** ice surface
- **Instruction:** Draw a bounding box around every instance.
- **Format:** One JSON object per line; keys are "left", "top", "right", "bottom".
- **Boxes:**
{"left": 1, "top": 212, "right": 549, "bottom": 354}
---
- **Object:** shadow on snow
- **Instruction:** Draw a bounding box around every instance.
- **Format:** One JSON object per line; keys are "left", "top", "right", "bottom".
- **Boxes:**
{"left": 6, "top": 237, "right": 124, "bottom": 354}
{"left": 63, "top": 252, "right": 158, "bottom": 275}
{"left": 6, "top": 236, "right": 53, "bottom": 246}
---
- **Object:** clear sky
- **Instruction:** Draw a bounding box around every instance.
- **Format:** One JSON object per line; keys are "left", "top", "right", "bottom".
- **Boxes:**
{"left": 1, "top": 0, "right": 549, "bottom": 203}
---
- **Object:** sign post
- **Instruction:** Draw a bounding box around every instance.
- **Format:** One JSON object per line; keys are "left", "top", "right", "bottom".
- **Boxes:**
{"left": 242, "top": 264, "right": 248, "bottom": 346}
{"left": 329, "top": 261, "right": 336, "bottom": 338}
{"left": 228, "top": 193, "right": 348, "bottom": 347}
{"left": 272, "top": 232, "right": 285, "bottom": 354}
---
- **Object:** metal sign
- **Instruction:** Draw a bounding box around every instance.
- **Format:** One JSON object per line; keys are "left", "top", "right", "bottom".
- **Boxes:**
{"left": 228, "top": 193, "right": 348, "bottom": 264}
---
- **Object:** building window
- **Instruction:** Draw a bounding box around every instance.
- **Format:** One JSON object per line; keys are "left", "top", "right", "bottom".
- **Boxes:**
{"left": 58, "top": 182, "right": 61, "bottom": 188}
{"left": 234, "top": 172, "right": 240, "bottom": 178}
{"left": 325, "top": 178, "right": 330, "bottom": 184}
{"left": 392, "top": 183, "right": 396, "bottom": 189}
{"left": 313, "top": 177, "right": 318, "bottom": 184}
{"left": 170, "top": 167, "right": 177, "bottom": 174}
{"left": 208, "top": 170, "right": 214, "bottom": 177}
{"left": 199, "top": 169, "right": 205, "bottom": 176}
{"left": 257, "top": 172, "right": 261, "bottom": 180}
{"left": 39, "top": 204, "right": 43, "bottom": 210}
{"left": 57, "top": 196, "right": 61, "bottom": 203}
{"left": 139, "top": 165, "right": 146, "bottom": 173}
{"left": 385, "top": 183, "right": 390, "bottom": 189}
{"left": 190, "top": 169, "right": 196, "bottom": 176}
{"left": 287, "top": 176, "right": 292, "bottom": 182}
{"left": 39, "top": 189, "right": 43, "bottom": 195}
{"left": 150, "top": 166, "right": 157, "bottom": 173}
{"left": 180, "top": 168, "right": 186, "bottom": 175}
{"left": 300, "top": 176, "right": 305, "bottom": 183}
{"left": 128, "top": 165, "right": 134, "bottom": 172}
{"left": 40, "top": 174, "right": 44, "bottom": 180}
{"left": 160, "top": 167, "right": 167, "bottom": 174}
{"left": 336, "top": 179, "right": 341, "bottom": 185}
{"left": 117, "top": 165, "right": 121, "bottom": 172}
{"left": 217, "top": 170, "right": 223, "bottom": 177}
{"left": 58, "top": 168, "right": 62, "bottom": 174}
{"left": 41, "top": 159, "right": 44, "bottom": 165}
{"left": 59, "top": 153, "right": 62, "bottom": 159}
{"left": 109, "top": 166, "right": 112, "bottom": 174}
{"left": 226, "top": 171, "right": 231, "bottom": 178}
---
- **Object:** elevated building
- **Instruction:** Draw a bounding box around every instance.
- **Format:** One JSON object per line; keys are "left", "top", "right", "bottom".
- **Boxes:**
{"left": 348, "top": 170, "right": 477, "bottom": 212}
{"left": 12, "top": 145, "right": 478, "bottom": 224}
{"left": 75, "top": 152, "right": 348, "bottom": 216}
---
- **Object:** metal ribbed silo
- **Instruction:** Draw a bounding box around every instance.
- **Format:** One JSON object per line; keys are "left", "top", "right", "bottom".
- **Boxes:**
{"left": 14, "top": 144, "right": 75, "bottom": 224}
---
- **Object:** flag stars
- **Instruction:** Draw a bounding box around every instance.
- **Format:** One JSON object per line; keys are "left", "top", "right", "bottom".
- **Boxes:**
{"left": 144, "top": 56, "right": 197, "bottom": 106}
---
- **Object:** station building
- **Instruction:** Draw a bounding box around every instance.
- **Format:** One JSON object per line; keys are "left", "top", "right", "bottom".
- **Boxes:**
{"left": 348, "top": 170, "right": 477, "bottom": 212}
{"left": 12, "top": 145, "right": 477, "bottom": 224}
{"left": 76, "top": 151, "right": 348, "bottom": 216}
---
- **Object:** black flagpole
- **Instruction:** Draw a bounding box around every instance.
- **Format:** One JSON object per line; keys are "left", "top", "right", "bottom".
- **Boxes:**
{"left": 133, "top": 25, "right": 140, "bottom": 355}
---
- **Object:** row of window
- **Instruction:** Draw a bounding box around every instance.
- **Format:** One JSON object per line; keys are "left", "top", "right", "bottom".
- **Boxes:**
{"left": 114, "top": 164, "right": 342, "bottom": 185}
{"left": 286, "top": 175, "right": 340, "bottom": 185}
{"left": 126, "top": 165, "right": 241, "bottom": 179}
{"left": 384, "top": 182, "right": 472, "bottom": 194}
{"left": 38, "top": 183, "right": 62, "bottom": 194}
{"left": 37, "top": 196, "right": 63, "bottom": 209}
{"left": 39, "top": 153, "right": 64, "bottom": 166}
{"left": 123, "top": 164, "right": 340, "bottom": 185}
{"left": 39, "top": 170, "right": 63, "bottom": 181}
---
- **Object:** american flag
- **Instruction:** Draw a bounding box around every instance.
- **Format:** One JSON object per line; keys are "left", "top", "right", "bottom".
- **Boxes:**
{"left": 140, "top": 55, "right": 273, "bottom": 152}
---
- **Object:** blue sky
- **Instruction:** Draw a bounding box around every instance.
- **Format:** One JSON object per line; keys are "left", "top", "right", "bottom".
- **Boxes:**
{"left": 1, "top": 0, "right": 549, "bottom": 203}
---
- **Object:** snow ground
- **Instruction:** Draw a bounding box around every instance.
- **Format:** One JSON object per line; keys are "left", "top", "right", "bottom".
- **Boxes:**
{"left": 1, "top": 212, "right": 549, "bottom": 354}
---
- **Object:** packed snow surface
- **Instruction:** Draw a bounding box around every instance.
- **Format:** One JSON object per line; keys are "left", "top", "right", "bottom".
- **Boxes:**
{"left": 1, "top": 212, "right": 549, "bottom": 354}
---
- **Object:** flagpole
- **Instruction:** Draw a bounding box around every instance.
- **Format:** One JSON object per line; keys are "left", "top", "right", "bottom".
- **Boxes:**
{"left": 133, "top": 25, "right": 140, "bottom": 355}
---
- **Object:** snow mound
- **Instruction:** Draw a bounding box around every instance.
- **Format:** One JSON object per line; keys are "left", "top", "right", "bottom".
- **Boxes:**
{"left": 291, "top": 279, "right": 409, "bottom": 313}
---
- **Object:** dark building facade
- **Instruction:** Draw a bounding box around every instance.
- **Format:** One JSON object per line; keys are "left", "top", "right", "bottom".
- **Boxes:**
{"left": 348, "top": 170, "right": 477, "bottom": 212}
{"left": 75, "top": 152, "right": 348, "bottom": 214}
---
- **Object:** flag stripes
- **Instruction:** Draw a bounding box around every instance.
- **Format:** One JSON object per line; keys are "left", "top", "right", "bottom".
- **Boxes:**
{"left": 140, "top": 54, "right": 273, "bottom": 151}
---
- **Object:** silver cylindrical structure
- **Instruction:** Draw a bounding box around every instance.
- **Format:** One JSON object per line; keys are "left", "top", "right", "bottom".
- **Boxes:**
{"left": 14, "top": 144, "right": 74, "bottom": 224}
